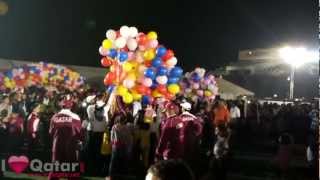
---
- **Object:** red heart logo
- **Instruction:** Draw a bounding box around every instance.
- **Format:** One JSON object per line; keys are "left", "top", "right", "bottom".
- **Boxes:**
{"left": 8, "top": 156, "right": 29, "bottom": 174}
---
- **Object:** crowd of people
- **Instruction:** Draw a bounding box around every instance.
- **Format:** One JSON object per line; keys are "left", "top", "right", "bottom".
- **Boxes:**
{"left": 0, "top": 83, "right": 318, "bottom": 180}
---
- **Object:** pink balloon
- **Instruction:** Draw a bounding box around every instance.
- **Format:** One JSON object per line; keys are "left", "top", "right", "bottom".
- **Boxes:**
{"left": 136, "top": 52, "right": 144, "bottom": 63}
{"left": 185, "top": 88, "right": 192, "bottom": 94}
{"left": 197, "top": 90, "right": 204, "bottom": 97}
{"left": 139, "top": 45, "right": 146, "bottom": 51}
{"left": 203, "top": 79, "right": 210, "bottom": 85}
{"left": 148, "top": 39, "right": 158, "bottom": 49}
{"left": 192, "top": 83, "right": 200, "bottom": 89}
{"left": 127, "top": 52, "right": 135, "bottom": 60}
{"left": 123, "top": 79, "right": 135, "bottom": 89}
{"left": 138, "top": 65, "right": 147, "bottom": 74}
{"left": 99, "top": 46, "right": 109, "bottom": 56}
{"left": 166, "top": 57, "right": 177, "bottom": 67}
{"left": 143, "top": 78, "right": 153, "bottom": 87}
{"left": 156, "top": 76, "right": 168, "bottom": 85}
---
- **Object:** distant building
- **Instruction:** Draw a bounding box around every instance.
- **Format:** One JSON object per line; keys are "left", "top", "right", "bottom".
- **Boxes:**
{"left": 238, "top": 48, "right": 280, "bottom": 61}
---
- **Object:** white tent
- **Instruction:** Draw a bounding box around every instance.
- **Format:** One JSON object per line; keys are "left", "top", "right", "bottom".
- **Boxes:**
{"left": 216, "top": 78, "right": 254, "bottom": 100}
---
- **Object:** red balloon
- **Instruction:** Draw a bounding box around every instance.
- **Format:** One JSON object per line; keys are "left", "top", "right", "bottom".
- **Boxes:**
{"left": 157, "top": 85, "right": 167, "bottom": 94}
{"left": 165, "top": 92, "right": 175, "bottom": 100}
{"left": 136, "top": 85, "right": 147, "bottom": 94}
{"left": 137, "top": 33, "right": 148, "bottom": 45}
{"left": 144, "top": 60, "right": 152, "bottom": 67}
{"left": 101, "top": 57, "right": 113, "bottom": 67}
{"left": 145, "top": 88, "right": 151, "bottom": 96}
{"left": 121, "top": 46, "right": 129, "bottom": 52}
{"left": 104, "top": 72, "right": 116, "bottom": 86}
{"left": 162, "top": 49, "right": 174, "bottom": 61}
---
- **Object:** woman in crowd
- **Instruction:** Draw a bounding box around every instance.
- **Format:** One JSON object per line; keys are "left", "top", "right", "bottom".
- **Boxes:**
{"left": 109, "top": 114, "right": 133, "bottom": 179}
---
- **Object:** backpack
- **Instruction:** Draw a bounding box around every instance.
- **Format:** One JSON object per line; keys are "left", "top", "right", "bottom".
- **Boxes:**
{"left": 94, "top": 104, "right": 106, "bottom": 122}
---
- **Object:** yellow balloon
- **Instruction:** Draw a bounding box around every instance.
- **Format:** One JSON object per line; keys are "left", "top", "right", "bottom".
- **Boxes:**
{"left": 102, "top": 39, "right": 113, "bottom": 49}
{"left": 147, "top": 31, "right": 158, "bottom": 40}
{"left": 123, "top": 93, "right": 133, "bottom": 104}
{"left": 123, "top": 62, "right": 133, "bottom": 72}
{"left": 117, "top": 85, "right": 128, "bottom": 96}
{"left": 168, "top": 84, "right": 180, "bottom": 95}
{"left": 152, "top": 90, "right": 162, "bottom": 98}
{"left": 132, "top": 91, "right": 142, "bottom": 101}
{"left": 204, "top": 90, "right": 212, "bottom": 97}
{"left": 143, "top": 49, "right": 155, "bottom": 61}
{"left": 130, "top": 61, "right": 138, "bottom": 71}
{"left": 127, "top": 72, "right": 137, "bottom": 80}
{"left": 4, "top": 77, "right": 9, "bottom": 82}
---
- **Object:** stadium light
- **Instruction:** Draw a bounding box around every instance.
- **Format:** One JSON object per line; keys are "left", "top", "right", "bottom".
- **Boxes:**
{"left": 278, "top": 46, "right": 319, "bottom": 99}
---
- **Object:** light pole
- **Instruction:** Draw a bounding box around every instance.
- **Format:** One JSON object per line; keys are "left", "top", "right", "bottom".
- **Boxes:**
{"left": 278, "top": 46, "right": 318, "bottom": 100}
{"left": 289, "top": 65, "right": 295, "bottom": 99}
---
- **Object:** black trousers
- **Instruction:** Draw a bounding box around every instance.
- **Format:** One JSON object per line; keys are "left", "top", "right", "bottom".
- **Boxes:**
{"left": 87, "top": 131, "right": 105, "bottom": 175}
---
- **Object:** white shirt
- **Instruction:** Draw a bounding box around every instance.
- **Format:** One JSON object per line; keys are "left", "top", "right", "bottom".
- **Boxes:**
{"left": 230, "top": 106, "right": 241, "bottom": 119}
{"left": 133, "top": 101, "right": 142, "bottom": 117}
{"left": 86, "top": 104, "right": 108, "bottom": 132}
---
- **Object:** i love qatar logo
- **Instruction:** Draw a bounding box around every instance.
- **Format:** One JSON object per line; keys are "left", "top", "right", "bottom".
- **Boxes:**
{"left": 1, "top": 155, "right": 84, "bottom": 176}
{"left": 7, "top": 156, "right": 29, "bottom": 173}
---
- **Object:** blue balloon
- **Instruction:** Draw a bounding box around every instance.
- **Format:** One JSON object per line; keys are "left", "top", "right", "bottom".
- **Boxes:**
{"left": 192, "top": 73, "right": 201, "bottom": 82}
{"left": 168, "top": 77, "right": 179, "bottom": 84}
{"left": 152, "top": 58, "right": 162, "bottom": 68}
{"left": 108, "top": 49, "right": 118, "bottom": 58}
{"left": 5, "top": 71, "right": 12, "bottom": 79}
{"left": 151, "top": 81, "right": 158, "bottom": 89}
{"left": 157, "top": 66, "right": 168, "bottom": 76}
{"left": 64, "top": 76, "right": 69, "bottom": 81}
{"left": 142, "top": 96, "right": 150, "bottom": 105}
{"left": 156, "top": 46, "right": 167, "bottom": 57}
{"left": 144, "top": 68, "right": 156, "bottom": 79}
{"left": 119, "top": 51, "right": 128, "bottom": 62}
{"left": 170, "top": 67, "right": 183, "bottom": 77}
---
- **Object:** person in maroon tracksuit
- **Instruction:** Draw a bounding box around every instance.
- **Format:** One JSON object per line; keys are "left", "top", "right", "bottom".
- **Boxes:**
{"left": 49, "top": 99, "right": 83, "bottom": 180}
{"left": 156, "top": 100, "right": 203, "bottom": 177}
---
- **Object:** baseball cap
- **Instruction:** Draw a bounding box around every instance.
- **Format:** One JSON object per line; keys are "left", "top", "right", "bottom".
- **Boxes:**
{"left": 180, "top": 101, "right": 192, "bottom": 111}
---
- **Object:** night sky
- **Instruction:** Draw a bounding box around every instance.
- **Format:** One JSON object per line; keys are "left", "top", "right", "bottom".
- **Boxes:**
{"left": 0, "top": 0, "right": 318, "bottom": 97}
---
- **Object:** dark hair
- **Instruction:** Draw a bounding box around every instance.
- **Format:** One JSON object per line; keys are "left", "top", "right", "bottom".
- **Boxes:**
{"left": 114, "top": 114, "right": 126, "bottom": 125}
{"left": 148, "top": 160, "right": 195, "bottom": 180}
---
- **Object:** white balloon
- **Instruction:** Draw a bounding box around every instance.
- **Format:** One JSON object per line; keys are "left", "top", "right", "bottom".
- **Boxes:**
{"left": 123, "top": 79, "right": 135, "bottom": 89}
{"left": 166, "top": 57, "right": 177, "bottom": 67}
{"left": 127, "top": 38, "right": 138, "bottom": 51}
{"left": 120, "top": 26, "right": 130, "bottom": 38}
{"left": 129, "top": 27, "right": 138, "bottom": 37}
{"left": 106, "top": 29, "right": 117, "bottom": 40}
{"left": 143, "top": 78, "right": 153, "bottom": 87}
{"left": 156, "top": 76, "right": 168, "bottom": 85}
{"left": 115, "top": 37, "right": 127, "bottom": 48}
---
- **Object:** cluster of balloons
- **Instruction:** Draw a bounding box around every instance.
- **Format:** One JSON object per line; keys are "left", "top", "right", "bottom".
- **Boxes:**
{"left": 180, "top": 68, "right": 218, "bottom": 102}
{"left": 99, "top": 26, "right": 183, "bottom": 104}
{"left": 0, "top": 62, "right": 84, "bottom": 90}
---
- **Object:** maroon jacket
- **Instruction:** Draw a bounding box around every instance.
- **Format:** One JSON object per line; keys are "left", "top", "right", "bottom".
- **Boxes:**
{"left": 49, "top": 109, "right": 82, "bottom": 162}
{"left": 156, "top": 112, "right": 203, "bottom": 161}
{"left": 27, "top": 112, "right": 40, "bottom": 137}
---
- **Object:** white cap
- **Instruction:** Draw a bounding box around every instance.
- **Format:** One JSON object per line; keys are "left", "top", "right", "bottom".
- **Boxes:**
{"left": 96, "top": 100, "right": 105, "bottom": 108}
{"left": 86, "top": 95, "right": 96, "bottom": 104}
{"left": 180, "top": 101, "right": 191, "bottom": 111}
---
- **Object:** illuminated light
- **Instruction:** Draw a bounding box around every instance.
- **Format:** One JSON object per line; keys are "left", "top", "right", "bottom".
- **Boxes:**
{"left": 0, "top": 1, "right": 8, "bottom": 15}
{"left": 278, "top": 46, "right": 319, "bottom": 68}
